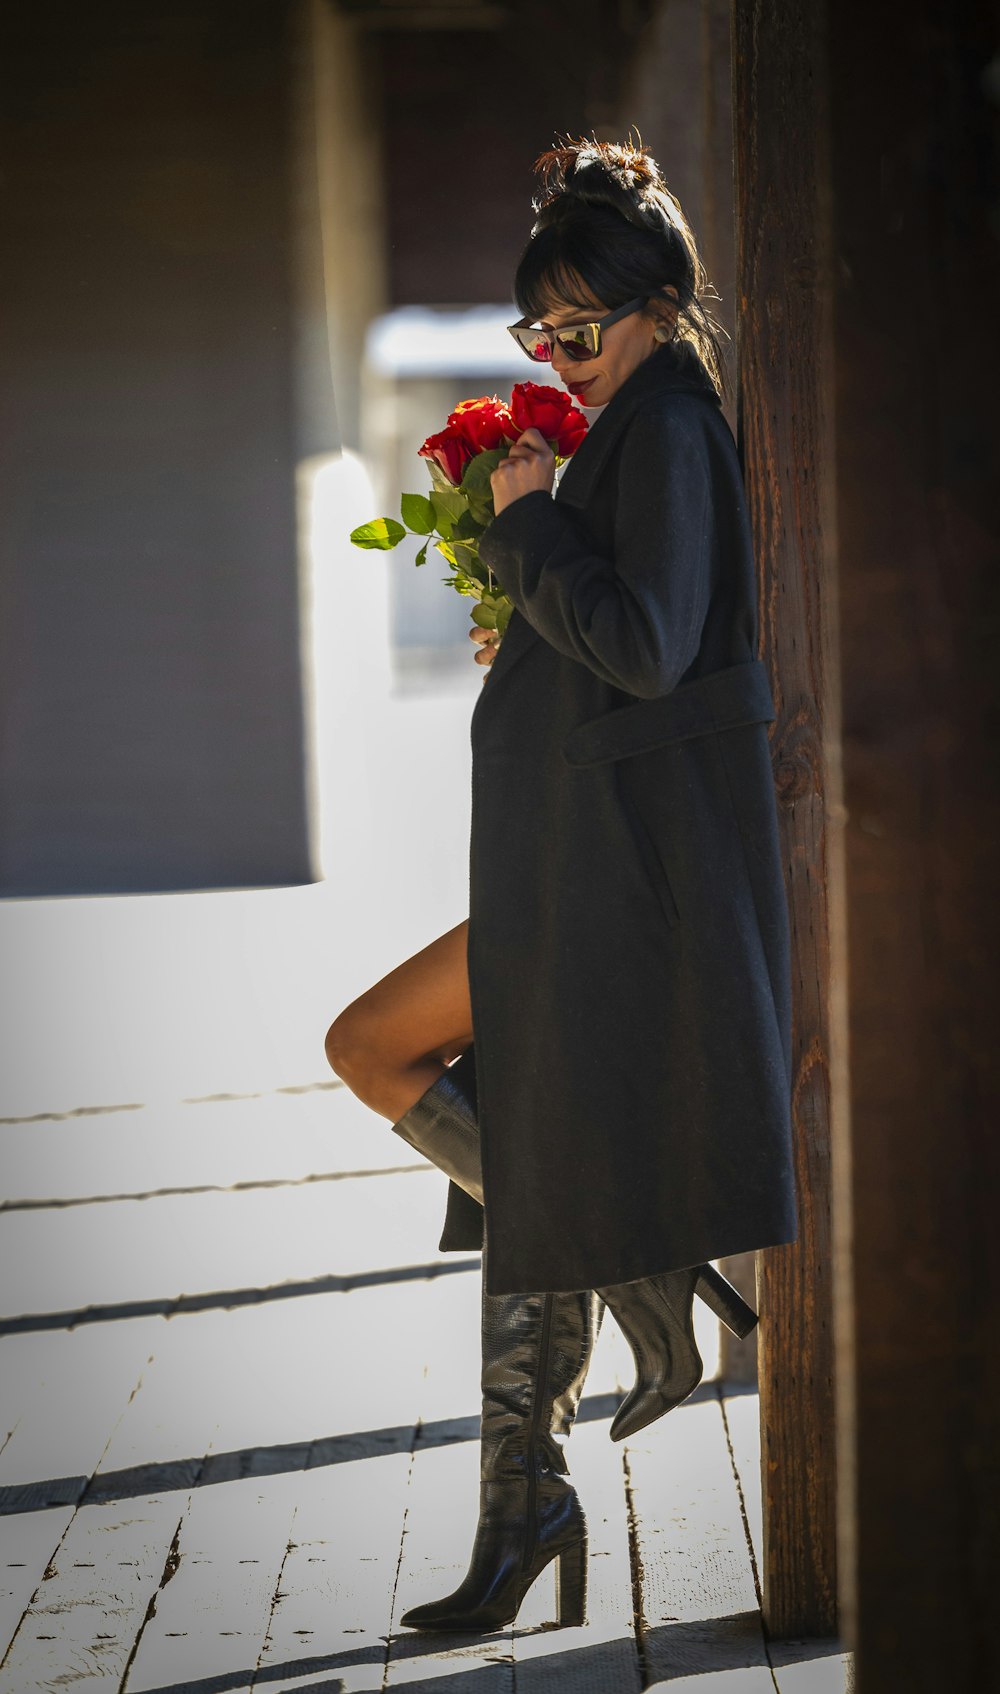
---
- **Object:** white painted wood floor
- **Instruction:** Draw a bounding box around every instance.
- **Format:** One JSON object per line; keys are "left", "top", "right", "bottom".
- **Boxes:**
{"left": 0, "top": 1080, "right": 852, "bottom": 1693}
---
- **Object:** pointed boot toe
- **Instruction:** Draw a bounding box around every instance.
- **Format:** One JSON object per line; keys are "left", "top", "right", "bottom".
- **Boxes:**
{"left": 399, "top": 1594, "right": 488, "bottom": 1633}
{"left": 599, "top": 1266, "right": 705, "bottom": 1442}
{"left": 608, "top": 1355, "right": 703, "bottom": 1441}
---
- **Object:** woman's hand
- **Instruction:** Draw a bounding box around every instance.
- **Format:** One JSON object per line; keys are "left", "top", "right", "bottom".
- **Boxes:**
{"left": 469, "top": 621, "right": 500, "bottom": 676}
{"left": 490, "top": 428, "right": 555, "bottom": 516}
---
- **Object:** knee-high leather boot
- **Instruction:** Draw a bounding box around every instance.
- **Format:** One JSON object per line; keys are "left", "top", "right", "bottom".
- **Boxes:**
{"left": 400, "top": 1233, "right": 600, "bottom": 1631}
{"left": 390, "top": 1049, "right": 758, "bottom": 1444}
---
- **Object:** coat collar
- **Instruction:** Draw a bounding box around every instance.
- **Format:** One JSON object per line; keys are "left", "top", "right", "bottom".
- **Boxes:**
{"left": 477, "top": 342, "right": 723, "bottom": 699}
{"left": 555, "top": 338, "right": 722, "bottom": 510}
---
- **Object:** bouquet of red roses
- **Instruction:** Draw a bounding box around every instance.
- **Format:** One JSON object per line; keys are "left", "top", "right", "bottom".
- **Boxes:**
{"left": 350, "top": 383, "right": 588, "bottom": 640}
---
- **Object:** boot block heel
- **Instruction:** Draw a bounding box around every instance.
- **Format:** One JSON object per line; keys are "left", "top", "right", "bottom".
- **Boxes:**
{"left": 694, "top": 1263, "right": 759, "bottom": 1339}
{"left": 555, "top": 1534, "right": 588, "bottom": 1627}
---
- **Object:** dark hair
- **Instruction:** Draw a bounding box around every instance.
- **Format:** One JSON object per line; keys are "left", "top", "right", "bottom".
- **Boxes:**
{"left": 513, "top": 132, "right": 730, "bottom": 402}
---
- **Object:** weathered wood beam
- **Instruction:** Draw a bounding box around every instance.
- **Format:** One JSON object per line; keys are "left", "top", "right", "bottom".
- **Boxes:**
{"left": 732, "top": 0, "right": 840, "bottom": 1637}
{"left": 824, "top": 0, "right": 1000, "bottom": 1684}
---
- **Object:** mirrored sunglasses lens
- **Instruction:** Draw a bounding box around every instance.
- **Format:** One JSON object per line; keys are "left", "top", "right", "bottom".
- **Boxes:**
{"left": 513, "top": 328, "right": 553, "bottom": 361}
{"left": 557, "top": 327, "right": 597, "bottom": 361}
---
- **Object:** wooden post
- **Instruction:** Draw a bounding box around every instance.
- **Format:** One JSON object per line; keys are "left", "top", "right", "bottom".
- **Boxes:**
{"left": 822, "top": 0, "right": 1000, "bottom": 1684}
{"left": 731, "top": 0, "right": 840, "bottom": 1636}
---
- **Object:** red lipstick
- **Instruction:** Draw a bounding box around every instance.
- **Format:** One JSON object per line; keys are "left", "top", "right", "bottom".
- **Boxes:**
{"left": 566, "top": 378, "right": 596, "bottom": 396}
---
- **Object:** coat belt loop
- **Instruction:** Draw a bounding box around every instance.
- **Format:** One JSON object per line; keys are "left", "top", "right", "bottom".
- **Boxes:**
{"left": 561, "top": 659, "right": 777, "bottom": 767}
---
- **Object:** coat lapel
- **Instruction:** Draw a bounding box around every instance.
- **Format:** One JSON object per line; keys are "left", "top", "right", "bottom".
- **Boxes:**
{"left": 482, "top": 340, "right": 722, "bottom": 693}
{"left": 555, "top": 338, "right": 722, "bottom": 511}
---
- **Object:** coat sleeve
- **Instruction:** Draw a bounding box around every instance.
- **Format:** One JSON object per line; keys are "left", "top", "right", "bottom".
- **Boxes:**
{"left": 477, "top": 403, "right": 713, "bottom": 699}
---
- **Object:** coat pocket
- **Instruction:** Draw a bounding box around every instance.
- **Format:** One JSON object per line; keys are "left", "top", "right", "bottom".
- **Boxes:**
{"left": 614, "top": 765, "right": 681, "bottom": 929}
{"left": 562, "top": 659, "right": 776, "bottom": 766}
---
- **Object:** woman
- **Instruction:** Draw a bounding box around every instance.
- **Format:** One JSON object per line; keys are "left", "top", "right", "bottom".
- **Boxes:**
{"left": 325, "top": 136, "right": 798, "bottom": 1634}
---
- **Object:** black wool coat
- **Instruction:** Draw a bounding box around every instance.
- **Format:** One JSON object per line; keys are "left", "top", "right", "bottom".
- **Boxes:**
{"left": 440, "top": 337, "right": 799, "bottom": 1297}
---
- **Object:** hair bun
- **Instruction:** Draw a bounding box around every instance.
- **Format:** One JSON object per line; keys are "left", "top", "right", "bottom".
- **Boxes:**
{"left": 531, "top": 132, "right": 667, "bottom": 229}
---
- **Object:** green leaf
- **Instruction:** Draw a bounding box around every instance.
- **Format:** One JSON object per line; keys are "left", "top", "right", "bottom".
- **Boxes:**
{"left": 435, "top": 538, "right": 458, "bottom": 567}
{"left": 426, "top": 458, "right": 461, "bottom": 495}
{"left": 443, "top": 572, "right": 481, "bottom": 597}
{"left": 453, "top": 508, "right": 485, "bottom": 541}
{"left": 496, "top": 597, "right": 515, "bottom": 637}
{"left": 401, "top": 492, "right": 435, "bottom": 534}
{"left": 461, "top": 449, "right": 505, "bottom": 526}
{"left": 350, "top": 517, "right": 407, "bottom": 550}
{"left": 449, "top": 538, "right": 482, "bottom": 574}
{"left": 472, "top": 601, "right": 498, "bottom": 630}
{"left": 460, "top": 447, "right": 506, "bottom": 498}
{"left": 430, "top": 490, "right": 468, "bottom": 539}
{"left": 415, "top": 541, "right": 428, "bottom": 566}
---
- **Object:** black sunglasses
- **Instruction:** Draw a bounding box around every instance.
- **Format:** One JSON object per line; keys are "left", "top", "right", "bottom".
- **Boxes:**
{"left": 507, "top": 295, "right": 650, "bottom": 363}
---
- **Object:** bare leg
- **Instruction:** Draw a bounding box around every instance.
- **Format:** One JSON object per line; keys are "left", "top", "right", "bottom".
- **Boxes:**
{"left": 324, "top": 918, "right": 474, "bottom": 1124}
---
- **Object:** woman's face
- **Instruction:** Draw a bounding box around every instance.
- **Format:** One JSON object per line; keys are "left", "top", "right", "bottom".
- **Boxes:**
{"left": 538, "top": 280, "right": 678, "bottom": 409}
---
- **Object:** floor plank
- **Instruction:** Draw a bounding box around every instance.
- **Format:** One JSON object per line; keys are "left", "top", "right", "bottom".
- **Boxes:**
{"left": 513, "top": 1417, "right": 642, "bottom": 1694}
{"left": 251, "top": 1451, "right": 412, "bottom": 1694}
{"left": 0, "top": 1334, "right": 51, "bottom": 1446}
{"left": 0, "top": 1319, "right": 162, "bottom": 1512}
{"left": 0, "top": 1509, "right": 75, "bottom": 1671}
{"left": 769, "top": 1639, "right": 854, "bottom": 1692}
{"left": 121, "top": 1273, "right": 455, "bottom": 1690}
{"left": 0, "top": 1318, "right": 164, "bottom": 1669}
{"left": 0, "top": 1166, "right": 461, "bottom": 1326}
{"left": 0, "top": 1085, "right": 412, "bottom": 1209}
{"left": 0, "top": 1492, "right": 184, "bottom": 1694}
{"left": 0, "top": 1306, "right": 236, "bottom": 1690}
{"left": 122, "top": 1471, "right": 299, "bottom": 1694}
{"left": 247, "top": 1274, "right": 460, "bottom": 1694}
{"left": 719, "top": 1386, "right": 764, "bottom": 1574}
{"left": 626, "top": 1391, "right": 772, "bottom": 1690}
{"left": 645, "top": 1673, "right": 774, "bottom": 1692}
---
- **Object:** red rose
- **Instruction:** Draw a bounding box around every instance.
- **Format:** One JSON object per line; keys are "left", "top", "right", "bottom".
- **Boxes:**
{"left": 552, "top": 407, "right": 589, "bottom": 456}
{"left": 448, "top": 395, "right": 518, "bottom": 452}
{"left": 509, "top": 382, "right": 589, "bottom": 456}
{"left": 418, "top": 423, "right": 476, "bottom": 486}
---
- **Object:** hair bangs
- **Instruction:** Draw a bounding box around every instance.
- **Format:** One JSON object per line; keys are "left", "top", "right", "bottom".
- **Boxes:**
{"left": 514, "top": 213, "right": 664, "bottom": 324}
{"left": 518, "top": 232, "right": 596, "bottom": 320}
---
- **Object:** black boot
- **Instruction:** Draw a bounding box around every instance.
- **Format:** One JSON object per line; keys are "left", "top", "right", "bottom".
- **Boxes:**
{"left": 596, "top": 1261, "right": 759, "bottom": 1441}
{"left": 390, "top": 1051, "right": 758, "bottom": 1443}
{"left": 390, "top": 1047, "right": 485, "bottom": 1206}
{"left": 399, "top": 1236, "right": 600, "bottom": 1631}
